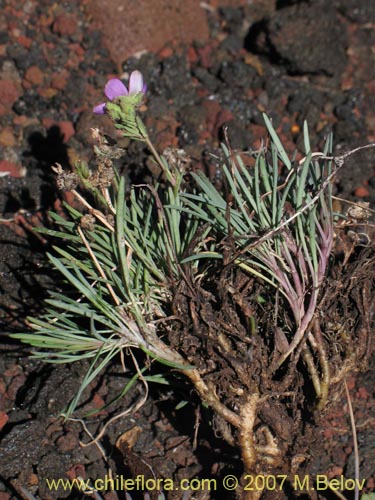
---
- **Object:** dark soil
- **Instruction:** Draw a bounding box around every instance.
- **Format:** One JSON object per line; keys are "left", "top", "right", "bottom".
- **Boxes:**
{"left": 0, "top": 1, "right": 374, "bottom": 499}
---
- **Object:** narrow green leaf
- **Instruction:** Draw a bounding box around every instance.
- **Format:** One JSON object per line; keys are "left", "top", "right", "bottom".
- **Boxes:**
{"left": 263, "top": 114, "right": 291, "bottom": 169}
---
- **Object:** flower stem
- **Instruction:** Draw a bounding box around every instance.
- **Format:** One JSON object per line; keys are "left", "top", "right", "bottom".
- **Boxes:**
{"left": 140, "top": 126, "right": 176, "bottom": 186}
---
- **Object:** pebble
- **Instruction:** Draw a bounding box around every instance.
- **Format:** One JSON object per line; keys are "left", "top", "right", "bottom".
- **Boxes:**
{"left": 52, "top": 13, "right": 78, "bottom": 37}
{"left": 12, "top": 115, "right": 39, "bottom": 126}
{"left": 0, "top": 160, "right": 26, "bottom": 178}
{"left": 0, "top": 128, "right": 16, "bottom": 147}
{"left": 0, "top": 79, "right": 21, "bottom": 115}
{"left": 50, "top": 70, "right": 70, "bottom": 90}
{"left": 0, "top": 411, "right": 9, "bottom": 431}
{"left": 56, "top": 431, "right": 79, "bottom": 452}
{"left": 38, "top": 87, "right": 58, "bottom": 98}
{"left": 41, "top": 118, "right": 75, "bottom": 143}
{"left": 354, "top": 185, "right": 370, "bottom": 198}
{"left": 24, "top": 65, "right": 44, "bottom": 86}
{"left": 16, "top": 35, "right": 33, "bottom": 49}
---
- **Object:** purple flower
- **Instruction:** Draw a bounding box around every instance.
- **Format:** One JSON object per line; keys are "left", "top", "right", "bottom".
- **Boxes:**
{"left": 93, "top": 70, "right": 146, "bottom": 115}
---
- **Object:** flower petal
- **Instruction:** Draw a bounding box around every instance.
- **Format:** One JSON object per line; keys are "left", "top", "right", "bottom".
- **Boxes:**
{"left": 104, "top": 79, "right": 128, "bottom": 100}
{"left": 128, "top": 70, "right": 144, "bottom": 95}
{"left": 93, "top": 103, "right": 106, "bottom": 114}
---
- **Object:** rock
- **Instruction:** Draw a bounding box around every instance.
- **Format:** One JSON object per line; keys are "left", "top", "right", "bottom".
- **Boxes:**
{"left": 0, "top": 160, "right": 27, "bottom": 178}
{"left": 0, "top": 60, "right": 21, "bottom": 82}
{"left": 56, "top": 431, "right": 79, "bottom": 452}
{"left": 15, "top": 35, "right": 33, "bottom": 49}
{"left": 0, "top": 80, "right": 21, "bottom": 115}
{"left": 42, "top": 119, "right": 75, "bottom": 143}
{"left": 266, "top": 2, "right": 347, "bottom": 78}
{"left": 52, "top": 13, "right": 78, "bottom": 37}
{"left": 0, "top": 59, "right": 26, "bottom": 115}
{"left": 202, "top": 99, "right": 233, "bottom": 138}
{"left": 24, "top": 65, "right": 44, "bottom": 86}
{"left": 337, "top": 0, "right": 375, "bottom": 23}
{"left": 85, "top": 0, "right": 210, "bottom": 66}
{"left": 0, "top": 411, "right": 9, "bottom": 431}
{"left": 0, "top": 128, "right": 16, "bottom": 147}
{"left": 354, "top": 185, "right": 370, "bottom": 198}
{"left": 50, "top": 69, "right": 70, "bottom": 90}
{"left": 0, "top": 420, "right": 45, "bottom": 476}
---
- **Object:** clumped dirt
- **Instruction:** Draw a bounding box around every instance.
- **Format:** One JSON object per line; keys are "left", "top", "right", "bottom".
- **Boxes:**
{"left": 0, "top": 1, "right": 374, "bottom": 499}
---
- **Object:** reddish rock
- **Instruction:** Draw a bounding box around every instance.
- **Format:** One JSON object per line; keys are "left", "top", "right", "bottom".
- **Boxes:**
{"left": 16, "top": 35, "right": 33, "bottom": 49}
{"left": 58, "top": 121, "right": 75, "bottom": 143}
{"left": 196, "top": 43, "right": 217, "bottom": 69}
{"left": 13, "top": 115, "right": 38, "bottom": 127}
{"left": 69, "top": 43, "right": 85, "bottom": 57}
{"left": 45, "top": 420, "right": 63, "bottom": 438}
{"left": 203, "top": 99, "right": 233, "bottom": 138}
{"left": 10, "top": 27, "right": 21, "bottom": 38}
{"left": 145, "top": 113, "right": 179, "bottom": 152}
{"left": 346, "top": 377, "right": 355, "bottom": 390}
{"left": 0, "top": 492, "right": 11, "bottom": 500}
{"left": 214, "top": 0, "right": 249, "bottom": 5}
{"left": 327, "top": 465, "right": 344, "bottom": 479}
{"left": 249, "top": 123, "right": 267, "bottom": 142}
{"left": 103, "top": 492, "right": 119, "bottom": 500}
{"left": 0, "top": 411, "right": 8, "bottom": 431}
{"left": 50, "top": 70, "right": 70, "bottom": 90}
{"left": 42, "top": 118, "right": 75, "bottom": 143}
{"left": 44, "top": 41, "right": 56, "bottom": 52}
{"left": 85, "top": 0, "right": 209, "bottom": 66}
{"left": 56, "top": 431, "right": 79, "bottom": 452}
{"left": 0, "top": 128, "right": 16, "bottom": 147}
{"left": 83, "top": 392, "right": 107, "bottom": 417}
{"left": 158, "top": 46, "right": 174, "bottom": 59}
{"left": 187, "top": 46, "right": 199, "bottom": 65}
{"left": 38, "top": 87, "right": 58, "bottom": 98}
{"left": 0, "top": 377, "right": 6, "bottom": 398}
{"left": 354, "top": 185, "right": 370, "bottom": 198}
{"left": 24, "top": 65, "right": 44, "bottom": 86}
{"left": 52, "top": 13, "right": 78, "bottom": 37}
{"left": 66, "top": 50, "right": 84, "bottom": 69}
{"left": 3, "top": 364, "right": 23, "bottom": 377}
{"left": 39, "top": 12, "right": 54, "bottom": 28}
{"left": 66, "top": 463, "right": 86, "bottom": 480}
{"left": 0, "top": 160, "right": 26, "bottom": 178}
{"left": 28, "top": 473, "right": 39, "bottom": 487}
{"left": 357, "top": 386, "right": 368, "bottom": 399}
{"left": 0, "top": 79, "right": 21, "bottom": 115}
{"left": 6, "top": 373, "right": 27, "bottom": 399}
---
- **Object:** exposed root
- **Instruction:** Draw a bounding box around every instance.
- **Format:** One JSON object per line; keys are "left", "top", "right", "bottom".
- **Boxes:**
{"left": 311, "top": 319, "right": 330, "bottom": 409}
{"left": 255, "top": 426, "right": 282, "bottom": 466}
{"left": 239, "top": 392, "right": 259, "bottom": 472}
{"left": 184, "top": 368, "right": 241, "bottom": 429}
{"left": 170, "top": 233, "right": 374, "bottom": 499}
